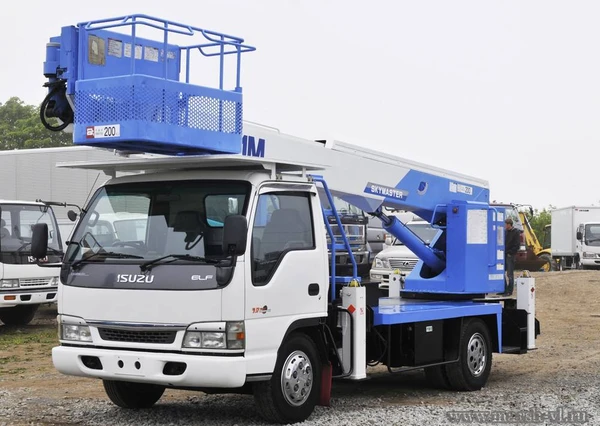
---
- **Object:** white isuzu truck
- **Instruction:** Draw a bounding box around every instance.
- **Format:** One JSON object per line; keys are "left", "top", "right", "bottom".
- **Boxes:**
{"left": 32, "top": 14, "right": 539, "bottom": 424}
{"left": 550, "top": 206, "right": 600, "bottom": 270}
{"left": 0, "top": 200, "right": 62, "bottom": 325}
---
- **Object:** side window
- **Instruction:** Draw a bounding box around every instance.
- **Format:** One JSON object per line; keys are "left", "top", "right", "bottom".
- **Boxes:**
{"left": 252, "top": 193, "right": 315, "bottom": 285}
{"left": 1, "top": 210, "right": 11, "bottom": 238}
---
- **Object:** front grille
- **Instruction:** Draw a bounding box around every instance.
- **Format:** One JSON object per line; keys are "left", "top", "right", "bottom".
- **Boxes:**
{"left": 19, "top": 278, "right": 51, "bottom": 287}
{"left": 98, "top": 328, "right": 177, "bottom": 344}
{"left": 389, "top": 258, "right": 418, "bottom": 271}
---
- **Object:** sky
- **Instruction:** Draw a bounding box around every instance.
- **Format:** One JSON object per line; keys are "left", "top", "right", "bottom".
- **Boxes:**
{"left": 1, "top": 0, "right": 599, "bottom": 211}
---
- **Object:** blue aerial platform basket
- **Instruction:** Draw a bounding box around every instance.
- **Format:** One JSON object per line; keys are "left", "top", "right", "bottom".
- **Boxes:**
{"left": 43, "top": 14, "right": 255, "bottom": 155}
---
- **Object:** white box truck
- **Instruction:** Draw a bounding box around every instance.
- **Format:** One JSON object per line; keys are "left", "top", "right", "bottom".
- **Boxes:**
{"left": 551, "top": 206, "right": 600, "bottom": 270}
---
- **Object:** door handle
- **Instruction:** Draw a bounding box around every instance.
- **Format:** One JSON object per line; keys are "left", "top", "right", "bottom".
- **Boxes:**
{"left": 308, "top": 283, "right": 320, "bottom": 296}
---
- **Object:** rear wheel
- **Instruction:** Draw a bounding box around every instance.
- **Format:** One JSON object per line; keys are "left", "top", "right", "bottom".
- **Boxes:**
{"left": 445, "top": 318, "right": 492, "bottom": 391}
{"left": 253, "top": 333, "right": 321, "bottom": 424}
{"left": 103, "top": 380, "right": 165, "bottom": 408}
{"left": 0, "top": 305, "right": 39, "bottom": 326}
{"left": 538, "top": 253, "right": 553, "bottom": 272}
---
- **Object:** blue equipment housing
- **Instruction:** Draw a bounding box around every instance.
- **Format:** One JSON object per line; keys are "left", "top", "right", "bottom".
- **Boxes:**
{"left": 364, "top": 170, "right": 505, "bottom": 296}
{"left": 42, "top": 14, "right": 255, "bottom": 155}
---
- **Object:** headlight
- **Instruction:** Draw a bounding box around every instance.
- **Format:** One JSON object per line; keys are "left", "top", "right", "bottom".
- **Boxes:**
{"left": 372, "top": 258, "right": 390, "bottom": 269}
{"left": 227, "top": 321, "right": 245, "bottom": 349}
{"left": 583, "top": 252, "right": 598, "bottom": 258}
{"left": 182, "top": 331, "right": 226, "bottom": 349}
{"left": 49, "top": 277, "right": 59, "bottom": 286}
{"left": 0, "top": 279, "right": 19, "bottom": 288}
{"left": 183, "top": 322, "right": 245, "bottom": 349}
{"left": 61, "top": 324, "right": 92, "bottom": 342}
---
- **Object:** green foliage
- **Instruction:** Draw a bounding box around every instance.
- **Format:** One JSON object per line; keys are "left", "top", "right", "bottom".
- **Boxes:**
{"left": 0, "top": 97, "right": 72, "bottom": 150}
{"left": 529, "top": 205, "right": 555, "bottom": 247}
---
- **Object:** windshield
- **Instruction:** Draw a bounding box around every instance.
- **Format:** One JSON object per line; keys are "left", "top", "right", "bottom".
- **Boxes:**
{"left": 66, "top": 180, "right": 250, "bottom": 267}
{"left": 585, "top": 224, "right": 600, "bottom": 246}
{"left": 393, "top": 222, "right": 439, "bottom": 245}
{"left": 1, "top": 204, "right": 62, "bottom": 259}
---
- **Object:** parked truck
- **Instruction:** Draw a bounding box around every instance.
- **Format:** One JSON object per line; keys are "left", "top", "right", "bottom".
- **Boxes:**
{"left": 550, "top": 206, "right": 600, "bottom": 270}
{"left": 0, "top": 199, "right": 62, "bottom": 325}
{"left": 32, "top": 14, "right": 539, "bottom": 424}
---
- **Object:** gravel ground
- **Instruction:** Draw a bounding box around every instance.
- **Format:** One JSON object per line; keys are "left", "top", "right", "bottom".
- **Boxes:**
{"left": 1, "top": 270, "right": 599, "bottom": 426}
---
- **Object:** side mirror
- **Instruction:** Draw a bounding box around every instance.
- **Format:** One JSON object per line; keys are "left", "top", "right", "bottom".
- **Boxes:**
{"left": 222, "top": 215, "right": 248, "bottom": 256}
{"left": 576, "top": 231, "right": 583, "bottom": 240}
{"left": 67, "top": 210, "right": 78, "bottom": 222}
{"left": 31, "top": 223, "right": 49, "bottom": 259}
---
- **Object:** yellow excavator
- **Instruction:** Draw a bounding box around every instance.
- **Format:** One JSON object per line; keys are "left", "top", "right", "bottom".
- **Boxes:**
{"left": 516, "top": 204, "right": 553, "bottom": 272}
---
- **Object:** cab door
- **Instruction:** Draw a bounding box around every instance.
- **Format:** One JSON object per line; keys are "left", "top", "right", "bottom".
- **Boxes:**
{"left": 243, "top": 183, "right": 328, "bottom": 374}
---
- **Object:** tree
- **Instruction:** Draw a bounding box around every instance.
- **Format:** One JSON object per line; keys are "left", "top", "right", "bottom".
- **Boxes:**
{"left": 0, "top": 97, "right": 72, "bottom": 150}
{"left": 529, "top": 205, "right": 555, "bottom": 247}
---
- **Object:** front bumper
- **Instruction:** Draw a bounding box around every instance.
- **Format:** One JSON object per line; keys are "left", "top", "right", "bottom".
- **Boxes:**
{"left": 52, "top": 345, "right": 247, "bottom": 388}
{"left": 0, "top": 287, "right": 58, "bottom": 308}
{"left": 581, "top": 258, "right": 600, "bottom": 268}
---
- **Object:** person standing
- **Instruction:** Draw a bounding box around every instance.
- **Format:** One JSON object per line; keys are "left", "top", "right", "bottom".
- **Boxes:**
{"left": 504, "top": 217, "right": 521, "bottom": 296}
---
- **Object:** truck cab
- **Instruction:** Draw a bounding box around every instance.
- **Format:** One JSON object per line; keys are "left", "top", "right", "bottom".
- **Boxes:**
{"left": 0, "top": 200, "right": 62, "bottom": 325}
{"left": 576, "top": 222, "right": 600, "bottom": 269}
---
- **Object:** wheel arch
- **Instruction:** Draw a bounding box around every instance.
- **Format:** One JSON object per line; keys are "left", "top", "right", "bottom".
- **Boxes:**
{"left": 280, "top": 317, "right": 329, "bottom": 363}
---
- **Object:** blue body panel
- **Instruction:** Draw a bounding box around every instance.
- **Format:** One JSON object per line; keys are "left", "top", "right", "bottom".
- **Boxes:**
{"left": 402, "top": 201, "right": 506, "bottom": 295}
{"left": 373, "top": 299, "right": 503, "bottom": 352}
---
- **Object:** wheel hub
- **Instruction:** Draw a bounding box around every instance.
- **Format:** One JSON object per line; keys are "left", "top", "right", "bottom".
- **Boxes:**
{"left": 467, "top": 332, "right": 487, "bottom": 377}
{"left": 280, "top": 350, "right": 313, "bottom": 406}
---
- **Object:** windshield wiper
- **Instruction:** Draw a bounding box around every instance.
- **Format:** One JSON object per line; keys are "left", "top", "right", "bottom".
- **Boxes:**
{"left": 587, "top": 238, "right": 600, "bottom": 243}
{"left": 140, "top": 254, "right": 221, "bottom": 272}
{"left": 71, "top": 251, "right": 144, "bottom": 270}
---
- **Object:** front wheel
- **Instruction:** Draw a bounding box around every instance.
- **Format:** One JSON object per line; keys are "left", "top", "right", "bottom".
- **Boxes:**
{"left": 445, "top": 318, "right": 492, "bottom": 391}
{"left": 253, "top": 333, "right": 321, "bottom": 424}
{"left": 103, "top": 380, "right": 165, "bottom": 408}
{"left": 0, "top": 305, "right": 39, "bottom": 326}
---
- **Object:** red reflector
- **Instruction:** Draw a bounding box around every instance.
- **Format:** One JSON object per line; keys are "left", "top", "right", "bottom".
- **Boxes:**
{"left": 347, "top": 304, "right": 356, "bottom": 314}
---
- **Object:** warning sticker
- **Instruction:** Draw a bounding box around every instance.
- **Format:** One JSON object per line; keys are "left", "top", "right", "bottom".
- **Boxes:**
{"left": 124, "top": 43, "right": 142, "bottom": 59}
{"left": 144, "top": 46, "right": 159, "bottom": 62}
{"left": 85, "top": 125, "right": 121, "bottom": 139}
{"left": 108, "top": 38, "right": 122, "bottom": 58}
{"left": 87, "top": 35, "right": 105, "bottom": 65}
{"left": 467, "top": 209, "right": 488, "bottom": 244}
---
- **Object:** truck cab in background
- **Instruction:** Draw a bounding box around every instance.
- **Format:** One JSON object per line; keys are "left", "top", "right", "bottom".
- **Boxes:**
{"left": 0, "top": 200, "right": 62, "bottom": 325}
{"left": 550, "top": 206, "right": 600, "bottom": 270}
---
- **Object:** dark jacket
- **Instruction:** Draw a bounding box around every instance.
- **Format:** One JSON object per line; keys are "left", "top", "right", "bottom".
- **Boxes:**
{"left": 505, "top": 227, "right": 521, "bottom": 256}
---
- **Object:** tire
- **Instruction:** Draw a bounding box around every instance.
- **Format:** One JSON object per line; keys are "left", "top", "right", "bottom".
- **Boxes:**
{"left": 424, "top": 364, "right": 450, "bottom": 390}
{"left": 0, "top": 305, "right": 39, "bottom": 326}
{"left": 538, "top": 253, "right": 553, "bottom": 272}
{"left": 445, "top": 318, "right": 492, "bottom": 391}
{"left": 253, "top": 333, "right": 321, "bottom": 424}
{"left": 103, "top": 380, "right": 165, "bottom": 409}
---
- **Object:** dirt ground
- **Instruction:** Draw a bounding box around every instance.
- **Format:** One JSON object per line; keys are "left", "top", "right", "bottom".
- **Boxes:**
{"left": 1, "top": 270, "right": 599, "bottom": 424}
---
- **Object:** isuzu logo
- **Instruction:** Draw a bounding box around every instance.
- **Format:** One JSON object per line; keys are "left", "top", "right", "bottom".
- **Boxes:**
{"left": 117, "top": 274, "right": 155, "bottom": 284}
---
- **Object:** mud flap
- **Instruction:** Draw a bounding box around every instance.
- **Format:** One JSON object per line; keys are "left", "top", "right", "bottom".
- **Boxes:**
{"left": 319, "top": 362, "right": 332, "bottom": 407}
